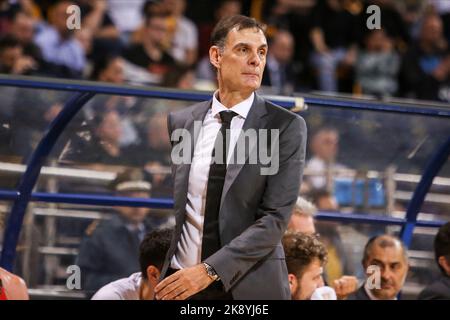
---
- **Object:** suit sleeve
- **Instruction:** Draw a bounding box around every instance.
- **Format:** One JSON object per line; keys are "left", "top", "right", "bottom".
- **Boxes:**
{"left": 205, "top": 114, "right": 307, "bottom": 291}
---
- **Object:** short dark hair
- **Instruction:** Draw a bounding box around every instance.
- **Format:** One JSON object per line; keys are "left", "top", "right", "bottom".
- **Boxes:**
{"left": 90, "top": 54, "right": 121, "bottom": 81}
{"left": 139, "top": 228, "right": 173, "bottom": 277}
{"left": 283, "top": 232, "right": 327, "bottom": 279}
{"left": 362, "top": 234, "right": 408, "bottom": 266}
{"left": 210, "top": 14, "right": 266, "bottom": 49}
{"left": 0, "top": 35, "right": 20, "bottom": 53}
{"left": 435, "top": 222, "right": 450, "bottom": 275}
{"left": 145, "top": 11, "right": 170, "bottom": 26}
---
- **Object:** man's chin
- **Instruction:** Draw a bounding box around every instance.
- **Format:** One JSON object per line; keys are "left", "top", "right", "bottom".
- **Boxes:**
{"left": 373, "top": 288, "right": 397, "bottom": 300}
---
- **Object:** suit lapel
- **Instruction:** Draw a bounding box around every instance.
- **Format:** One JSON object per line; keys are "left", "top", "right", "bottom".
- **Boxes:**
{"left": 220, "top": 93, "right": 269, "bottom": 209}
{"left": 173, "top": 100, "right": 211, "bottom": 219}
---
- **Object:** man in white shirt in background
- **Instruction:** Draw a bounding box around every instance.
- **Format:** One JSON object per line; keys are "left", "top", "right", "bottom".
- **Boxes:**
{"left": 92, "top": 228, "right": 172, "bottom": 300}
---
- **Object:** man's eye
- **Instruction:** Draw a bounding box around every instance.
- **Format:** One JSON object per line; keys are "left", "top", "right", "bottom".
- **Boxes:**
{"left": 259, "top": 50, "right": 266, "bottom": 56}
{"left": 240, "top": 47, "right": 247, "bottom": 53}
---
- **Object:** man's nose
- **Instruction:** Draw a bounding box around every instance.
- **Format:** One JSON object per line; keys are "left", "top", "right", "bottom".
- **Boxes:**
{"left": 248, "top": 50, "right": 261, "bottom": 67}
{"left": 381, "top": 268, "right": 394, "bottom": 281}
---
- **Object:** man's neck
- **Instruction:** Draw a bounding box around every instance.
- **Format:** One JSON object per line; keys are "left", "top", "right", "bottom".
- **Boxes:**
{"left": 139, "top": 280, "right": 153, "bottom": 300}
{"left": 217, "top": 89, "right": 253, "bottom": 108}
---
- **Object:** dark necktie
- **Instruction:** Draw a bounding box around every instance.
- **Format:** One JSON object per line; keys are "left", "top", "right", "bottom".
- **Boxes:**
{"left": 201, "top": 110, "right": 238, "bottom": 260}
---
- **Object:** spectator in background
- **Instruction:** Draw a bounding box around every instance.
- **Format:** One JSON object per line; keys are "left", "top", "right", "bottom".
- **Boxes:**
{"left": 288, "top": 196, "right": 358, "bottom": 299}
{"left": 419, "top": 222, "right": 450, "bottom": 300}
{"left": 348, "top": 235, "right": 409, "bottom": 300}
{"left": 287, "top": 197, "right": 317, "bottom": 235}
{"left": 87, "top": 55, "right": 139, "bottom": 147}
{"left": 61, "top": 109, "right": 129, "bottom": 166}
{"left": 33, "top": 0, "right": 86, "bottom": 78}
{"left": 399, "top": 13, "right": 450, "bottom": 102}
{"left": 0, "top": 35, "right": 35, "bottom": 74}
{"left": 92, "top": 228, "right": 172, "bottom": 300}
{"left": 9, "top": 10, "right": 41, "bottom": 62}
{"left": 163, "top": 0, "right": 198, "bottom": 66}
{"left": 131, "top": 112, "right": 173, "bottom": 198}
{"left": 304, "top": 127, "right": 347, "bottom": 191}
{"left": 310, "top": 0, "right": 358, "bottom": 92}
{"left": 358, "top": 0, "right": 410, "bottom": 48}
{"left": 282, "top": 232, "right": 333, "bottom": 300}
{"left": 309, "top": 189, "right": 355, "bottom": 286}
{"left": 160, "top": 63, "right": 196, "bottom": 89}
{"left": 78, "top": 0, "right": 120, "bottom": 42}
{"left": 261, "top": 29, "right": 300, "bottom": 95}
{"left": 0, "top": 0, "right": 22, "bottom": 34}
{"left": 122, "top": 11, "right": 175, "bottom": 84}
{"left": 77, "top": 169, "right": 158, "bottom": 294}
{"left": 355, "top": 28, "right": 400, "bottom": 97}
{"left": 90, "top": 54, "right": 125, "bottom": 84}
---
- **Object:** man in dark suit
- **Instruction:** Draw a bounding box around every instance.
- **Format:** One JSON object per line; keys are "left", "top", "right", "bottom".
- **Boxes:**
{"left": 419, "top": 222, "right": 450, "bottom": 300}
{"left": 348, "top": 235, "right": 409, "bottom": 300}
{"left": 155, "top": 15, "right": 307, "bottom": 300}
{"left": 77, "top": 169, "right": 160, "bottom": 293}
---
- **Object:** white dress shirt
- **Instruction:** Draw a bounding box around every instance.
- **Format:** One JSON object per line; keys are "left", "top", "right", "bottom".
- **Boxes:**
{"left": 92, "top": 272, "right": 142, "bottom": 300}
{"left": 171, "top": 92, "right": 254, "bottom": 269}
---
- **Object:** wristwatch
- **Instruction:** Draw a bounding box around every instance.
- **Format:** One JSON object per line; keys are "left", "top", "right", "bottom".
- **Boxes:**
{"left": 203, "top": 262, "right": 220, "bottom": 281}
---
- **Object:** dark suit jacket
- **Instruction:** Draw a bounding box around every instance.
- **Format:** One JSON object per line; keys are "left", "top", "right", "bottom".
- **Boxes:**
{"left": 418, "top": 275, "right": 450, "bottom": 300}
{"left": 162, "top": 93, "right": 307, "bottom": 299}
{"left": 347, "top": 285, "right": 371, "bottom": 300}
{"left": 77, "top": 215, "right": 153, "bottom": 293}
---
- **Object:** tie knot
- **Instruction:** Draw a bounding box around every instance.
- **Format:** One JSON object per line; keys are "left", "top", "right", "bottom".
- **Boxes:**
{"left": 219, "top": 111, "right": 238, "bottom": 125}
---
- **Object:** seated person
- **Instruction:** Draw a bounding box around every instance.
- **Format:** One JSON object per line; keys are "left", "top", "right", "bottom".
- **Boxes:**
{"left": 92, "top": 228, "right": 172, "bottom": 300}
{"left": 348, "top": 235, "right": 409, "bottom": 300}
{"left": 309, "top": 191, "right": 356, "bottom": 286}
{"left": 288, "top": 196, "right": 358, "bottom": 299}
{"left": 287, "top": 197, "right": 317, "bottom": 235}
{"left": 419, "top": 222, "right": 450, "bottom": 300}
{"left": 283, "top": 231, "right": 335, "bottom": 300}
{"left": 77, "top": 169, "right": 162, "bottom": 293}
{"left": 0, "top": 267, "right": 29, "bottom": 300}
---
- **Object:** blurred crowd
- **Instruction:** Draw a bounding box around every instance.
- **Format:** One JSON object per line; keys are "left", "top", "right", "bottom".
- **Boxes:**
{"left": 0, "top": 0, "right": 449, "bottom": 102}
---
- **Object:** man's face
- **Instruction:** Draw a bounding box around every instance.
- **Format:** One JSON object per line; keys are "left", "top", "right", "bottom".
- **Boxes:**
{"left": 146, "top": 17, "right": 168, "bottom": 47}
{"left": 117, "top": 191, "right": 151, "bottom": 224}
{"left": 100, "top": 58, "right": 125, "bottom": 84}
{"left": 12, "top": 13, "right": 34, "bottom": 44}
{"left": 288, "top": 213, "right": 316, "bottom": 235}
{"left": 212, "top": 27, "right": 267, "bottom": 94}
{"left": 421, "top": 16, "right": 443, "bottom": 45}
{"left": 271, "top": 32, "right": 293, "bottom": 65}
{"left": 292, "top": 258, "right": 324, "bottom": 300}
{"left": 364, "top": 245, "right": 409, "bottom": 299}
{"left": 312, "top": 130, "right": 339, "bottom": 162}
{"left": 97, "top": 111, "right": 122, "bottom": 144}
{"left": 52, "top": 1, "right": 75, "bottom": 35}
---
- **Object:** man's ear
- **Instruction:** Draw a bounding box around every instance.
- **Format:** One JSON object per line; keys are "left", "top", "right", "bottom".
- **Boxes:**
{"left": 438, "top": 256, "right": 450, "bottom": 276}
{"left": 209, "top": 46, "right": 221, "bottom": 70}
{"left": 146, "top": 265, "right": 161, "bottom": 284}
{"left": 288, "top": 273, "right": 298, "bottom": 295}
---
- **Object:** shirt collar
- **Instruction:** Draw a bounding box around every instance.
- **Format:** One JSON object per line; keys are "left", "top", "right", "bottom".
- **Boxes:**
{"left": 211, "top": 90, "right": 254, "bottom": 120}
{"left": 126, "top": 223, "right": 145, "bottom": 233}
